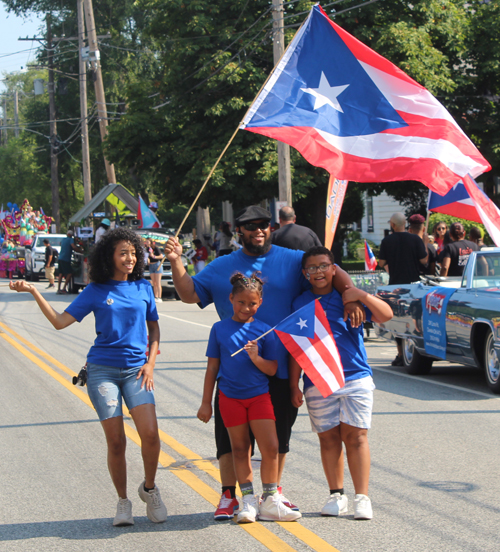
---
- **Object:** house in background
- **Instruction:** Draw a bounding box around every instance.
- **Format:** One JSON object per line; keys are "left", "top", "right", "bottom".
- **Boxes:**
{"left": 358, "top": 191, "right": 411, "bottom": 245}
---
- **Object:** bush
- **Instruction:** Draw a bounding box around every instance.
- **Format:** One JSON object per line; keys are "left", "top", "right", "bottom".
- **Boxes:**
{"left": 347, "top": 238, "right": 379, "bottom": 259}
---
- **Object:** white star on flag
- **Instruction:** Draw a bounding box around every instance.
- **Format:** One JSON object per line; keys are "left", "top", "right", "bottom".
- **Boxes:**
{"left": 297, "top": 318, "right": 308, "bottom": 330}
{"left": 302, "top": 72, "right": 349, "bottom": 113}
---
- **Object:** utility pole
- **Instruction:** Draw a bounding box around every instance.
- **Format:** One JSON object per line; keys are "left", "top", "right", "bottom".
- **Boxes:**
{"left": 83, "top": 0, "right": 116, "bottom": 185}
{"left": 77, "top": 0, "right": 92, "bottom": 204}
{"left": 272, "top": 0, "right": 292, "bottom": 207}
{"left": 13, "top": 90, "right": 19, "bottom": 138}
{"left": 47, "top": 15, "right": 61, "bottom": 231}
{"left": 2, "top": 98, "right": 7, "bottom": 145}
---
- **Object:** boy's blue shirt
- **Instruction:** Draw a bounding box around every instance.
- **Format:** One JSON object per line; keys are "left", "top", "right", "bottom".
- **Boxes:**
{"left": 292, "top": 289, "right": 372, "bottom": 388}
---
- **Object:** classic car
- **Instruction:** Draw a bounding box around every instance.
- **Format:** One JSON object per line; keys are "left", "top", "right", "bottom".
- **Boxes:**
{"left": 374, "top": 249, "right": 500, "bottom": 393}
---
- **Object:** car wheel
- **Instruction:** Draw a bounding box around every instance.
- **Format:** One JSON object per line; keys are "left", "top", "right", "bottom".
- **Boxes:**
{"left": 31, "top": 266, "right": 39, "bottom": 282}
{"left": 402, "top": 338, "right": 433, "bottom": 375}
{"left": 483, "top": 330, "right": 500, "bottom": 393}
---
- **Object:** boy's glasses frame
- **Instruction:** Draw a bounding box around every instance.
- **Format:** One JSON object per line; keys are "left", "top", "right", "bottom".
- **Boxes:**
{"left": 241, "top": 221, "right": 270, "bottom": 232}
{"left": 304, "top": 263, "right": 333, "bottom": 274}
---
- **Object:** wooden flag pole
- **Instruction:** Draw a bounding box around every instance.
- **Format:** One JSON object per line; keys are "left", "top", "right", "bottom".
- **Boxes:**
{"left": 174, "top": 13, "right": 312, "bottom": 238}
{"left": 230, "top": 326, "right": 276, "bottom": 357}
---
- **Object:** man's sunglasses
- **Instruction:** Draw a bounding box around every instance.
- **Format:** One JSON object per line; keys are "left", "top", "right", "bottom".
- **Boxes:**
{"left": 242, "top": 221, "right": 270, "bottom": 231}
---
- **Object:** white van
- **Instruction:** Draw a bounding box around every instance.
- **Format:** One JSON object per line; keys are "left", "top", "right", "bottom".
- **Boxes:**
{"left": 25, "top": 233, "right": 66, "bottom": 281}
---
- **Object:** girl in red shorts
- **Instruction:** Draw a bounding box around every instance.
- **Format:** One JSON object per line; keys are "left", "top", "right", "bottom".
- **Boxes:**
{"left": 197, "top": 272, "right": 301, "bottom": 523}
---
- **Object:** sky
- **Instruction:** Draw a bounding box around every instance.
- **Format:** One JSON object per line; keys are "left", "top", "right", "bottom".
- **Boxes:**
{"left": 0, "top": 3, "right": 44, "bottom": 92}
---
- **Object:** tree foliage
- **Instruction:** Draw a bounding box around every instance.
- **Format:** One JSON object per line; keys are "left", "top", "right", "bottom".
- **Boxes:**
{"left": 0, "top": 0, "right": 497, "bottom": 229}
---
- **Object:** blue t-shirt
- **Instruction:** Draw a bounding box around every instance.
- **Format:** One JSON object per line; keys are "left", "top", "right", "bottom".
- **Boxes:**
{"left": 65, "top": 279, "right": 159, "bottom": 368}
{"left": 59, "top": 236, "right": 74, "bottom": 262}
{"left": 206, "top": 318, "right": 277, "bottom": 399}
{"left": 193, "top": 245, "right": 309, "bottom": 379}
{"left": 292, "top": 289, "right": 372, "bottom": 388}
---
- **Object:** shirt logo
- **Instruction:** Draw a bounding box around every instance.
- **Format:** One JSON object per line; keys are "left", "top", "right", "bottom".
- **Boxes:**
{"left": 106, "top": 298, "right": 114, "bottom": 305}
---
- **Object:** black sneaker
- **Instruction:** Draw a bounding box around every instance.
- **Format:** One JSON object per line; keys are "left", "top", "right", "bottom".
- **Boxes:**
{"left": 46, "top": 284, "right": 55, "bottom": 289}
{"left": 391, "top": 355, "right": 404, "bottom": 366}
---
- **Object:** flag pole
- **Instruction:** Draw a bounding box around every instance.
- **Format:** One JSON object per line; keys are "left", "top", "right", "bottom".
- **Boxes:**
{"left": 425, "top": 190, "right": 431, "bottom": 234}
{"left": 231, "top": 326, "right": 276, "bottom": 357}
{"left": 174, "top": 13, "right": 312, "bottom": 239}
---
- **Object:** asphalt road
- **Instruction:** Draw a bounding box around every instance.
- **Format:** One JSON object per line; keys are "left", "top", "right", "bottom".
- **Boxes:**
{"left": 1, "top": 281, "right": 499, "bottom": 552}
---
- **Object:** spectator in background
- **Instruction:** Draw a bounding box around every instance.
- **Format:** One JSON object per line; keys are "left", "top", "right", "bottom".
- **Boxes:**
{"left": 95, "top": 218, "right": 111, "bottom": 243}
{"left": 469, "top": 227, "right": 485, "bottom": 249}
{"left": 218, "top": 222, "right": 233, "bottom": 257}
{"left": 432, "top": 221, "right": 448, "bottom": 254}
{"left": 378, "top": 213, "right": 428, "bottom": 366}
{"left": 271, "top": 206, "right": 322, "bottom": 252}
{"left": 57, "top": 230, "right": 82, "bottom": 295}
{"left": 408, "top": 214, "right": 436, "bottom": 276}
{"left": 440, "top": 223, "right": 478, "bottom": 277}
{"left": 147, "top": 239, "right": 164, "bottom": 303}
{"left": 43, "top": 238, "right": 56, "bottom": 289}
{"left": 192, "top": 239, "right": 208, "bottom": 273}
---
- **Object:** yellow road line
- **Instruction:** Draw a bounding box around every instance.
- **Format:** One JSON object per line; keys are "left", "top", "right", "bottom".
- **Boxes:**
{"left": 0, "top": 324, "right": 302, "bottom": 552}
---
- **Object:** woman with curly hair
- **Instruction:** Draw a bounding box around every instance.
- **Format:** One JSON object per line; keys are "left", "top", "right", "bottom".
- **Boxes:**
{"left": 9, "top": 227, "right": 167, "bottom": 527}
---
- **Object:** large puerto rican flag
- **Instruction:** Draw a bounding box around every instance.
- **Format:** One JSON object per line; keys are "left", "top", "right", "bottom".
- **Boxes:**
{"left": 274, "top": 299, "right": 344, "bottom": 398}
{"left": 241, "top": 5, "right": 490, "bottom": 195}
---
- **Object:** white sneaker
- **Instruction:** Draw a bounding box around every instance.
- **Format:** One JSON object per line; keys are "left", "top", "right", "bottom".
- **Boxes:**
{"left": 113, "top": 498, "right": 134, "bottom": 526}
{"left": 237, "top": 494, "right": 259, "bottom": 523}
{"left": 321, "top": 493, "right": 348, "bottom": 516}
{"left": 155, "top": 297, "right": 163, "bottom": 303}
{"left": 138, "top": 481, "right": 168, "bottom": 523}
{"left": 354, "top": 494, "right": 373, "bottom": 520}
{"left": 259, "top": 494, "right": 302, "bottom": 522}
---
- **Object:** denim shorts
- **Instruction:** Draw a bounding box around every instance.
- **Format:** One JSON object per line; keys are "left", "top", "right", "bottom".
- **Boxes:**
{"left": 86, "top": 363, "right": 155, "bottom": 421}
{"left": 304, "top": 376, "right": 375, "bottom": 432}
{"left": 149, "top": 261, "right": 164, "bottom": 274}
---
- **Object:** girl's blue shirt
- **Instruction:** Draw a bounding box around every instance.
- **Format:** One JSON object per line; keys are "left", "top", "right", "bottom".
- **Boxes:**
{"left": 65, "top": 278, "right": 158, "bottom": 368}
{"left": 206, "top": 317, "right": 277, "bottom": 399}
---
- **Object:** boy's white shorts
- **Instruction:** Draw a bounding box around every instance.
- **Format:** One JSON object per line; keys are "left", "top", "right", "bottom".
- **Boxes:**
{"left": 304, "top": 376, "right": 375, "bottom": 433}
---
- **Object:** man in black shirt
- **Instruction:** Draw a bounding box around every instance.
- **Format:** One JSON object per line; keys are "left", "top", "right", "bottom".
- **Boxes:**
{"left": 378, "top": 213, "right": 428, "bottom": 285}
{"left": 271, "top": 206, "right": 322, "bottom": 251}
{"left": 43, "top": 239, "right": 56, "bottom": 289}
{"left": 408, "top": 214, "right": 436, "bottom": 276}
{"left": 378, "top": 213, "right": 428, "bottom": 365}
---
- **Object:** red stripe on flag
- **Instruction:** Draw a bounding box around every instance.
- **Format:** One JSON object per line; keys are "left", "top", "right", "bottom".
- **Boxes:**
{"left": 275, "top": 330, "right": 335, "bottom": 397}
{"left": 246, "top": 126, "right": 470, "bottom": 195}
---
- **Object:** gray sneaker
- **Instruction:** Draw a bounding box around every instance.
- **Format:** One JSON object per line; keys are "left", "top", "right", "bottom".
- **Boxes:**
{"left": 138, "top": 481, "right": 168, "bottom": 523}
{"left": 321, "top": 493, "right": 348, "bottom": 516}
{"left": 113, "top": 497, "right": 134, "bottom": 526}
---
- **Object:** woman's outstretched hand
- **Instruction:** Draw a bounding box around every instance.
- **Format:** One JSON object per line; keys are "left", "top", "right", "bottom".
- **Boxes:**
{"left": 9, "top": 280, "right": 34, "bottom": 293}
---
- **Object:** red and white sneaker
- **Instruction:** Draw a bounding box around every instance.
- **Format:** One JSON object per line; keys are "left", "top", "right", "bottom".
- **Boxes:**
{"left": 214, "top": 490, "right": 239, "bottom": 521}
{"left": 278, "top": 487, "right": 300, "bottom": 512}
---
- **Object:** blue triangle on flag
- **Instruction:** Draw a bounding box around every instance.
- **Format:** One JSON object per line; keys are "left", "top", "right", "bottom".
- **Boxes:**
{"left": 246, "top": 5, "right": 407, "bottom": 138}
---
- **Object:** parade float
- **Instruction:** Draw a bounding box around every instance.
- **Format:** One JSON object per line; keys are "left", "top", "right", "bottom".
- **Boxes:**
{"left": 0, "top": 199, "right": 53, "bottom": 278}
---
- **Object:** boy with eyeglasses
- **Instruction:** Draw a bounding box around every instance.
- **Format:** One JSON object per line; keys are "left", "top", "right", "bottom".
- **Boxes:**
{"left": 289, "top": 246, "right": 392, "bottom": 520}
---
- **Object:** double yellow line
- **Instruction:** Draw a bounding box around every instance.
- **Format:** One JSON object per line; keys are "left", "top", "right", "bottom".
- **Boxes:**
{"left": 0, "top": 319, "right": 340, "bottom": 552}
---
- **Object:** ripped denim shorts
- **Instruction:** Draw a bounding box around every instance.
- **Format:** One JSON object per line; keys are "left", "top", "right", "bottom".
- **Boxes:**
{"left": 86, "top": 362, "right": 155, "bottom": 421}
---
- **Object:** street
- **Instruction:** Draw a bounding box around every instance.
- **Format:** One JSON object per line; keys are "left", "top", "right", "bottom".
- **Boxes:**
{"left": 0, "top": 282, "right": 499, "bottom": 552}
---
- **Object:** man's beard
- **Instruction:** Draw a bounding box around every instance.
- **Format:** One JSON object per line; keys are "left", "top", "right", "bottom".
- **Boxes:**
{"left": 242, "top": 233, "right": 272, "bottom": 255}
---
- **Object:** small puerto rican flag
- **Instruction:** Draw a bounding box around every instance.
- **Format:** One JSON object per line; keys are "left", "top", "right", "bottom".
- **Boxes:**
{"left": 364, "top": 240, "right": 377, "bottom": 271}
{"left": 274, "top": 300, "right": 344, "bottom": 398}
